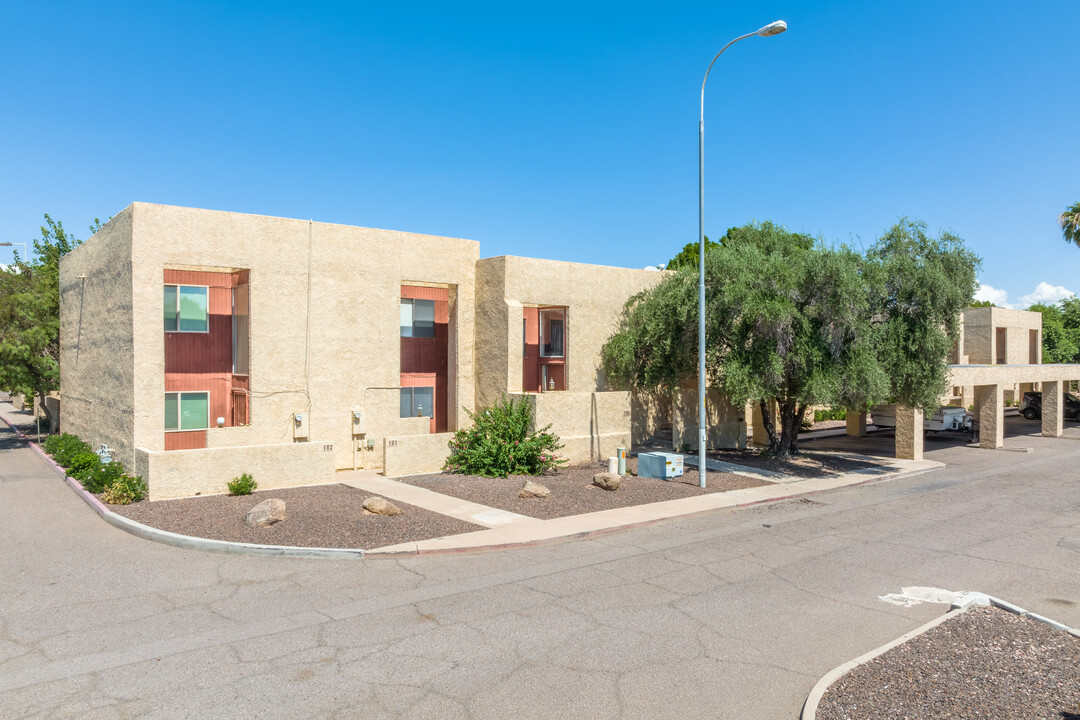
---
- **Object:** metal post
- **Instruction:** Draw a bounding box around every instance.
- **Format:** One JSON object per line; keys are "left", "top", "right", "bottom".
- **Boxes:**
{"left": 698, "top": 118, "right": 707, "bottom": 488}
{"left": 696, "top": 21, "right": 786, "bottom": 488}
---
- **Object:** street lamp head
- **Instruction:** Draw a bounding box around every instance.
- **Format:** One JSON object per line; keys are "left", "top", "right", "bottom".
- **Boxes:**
{"left": 756, "top": 20, "right": 787, "bottom": 37}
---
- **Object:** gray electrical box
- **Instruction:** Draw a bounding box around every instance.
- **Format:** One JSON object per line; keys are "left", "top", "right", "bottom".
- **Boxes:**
{"left": 637, "top": 452, "right": 684, "bottom": 479}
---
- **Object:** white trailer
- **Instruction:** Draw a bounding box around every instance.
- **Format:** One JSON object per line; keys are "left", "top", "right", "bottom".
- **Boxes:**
{"left": 870, "top": 404, "right": 973, "bottom": 432}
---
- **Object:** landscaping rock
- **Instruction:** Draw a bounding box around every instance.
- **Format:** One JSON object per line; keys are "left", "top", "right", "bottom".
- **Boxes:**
{"left": 518, "top": 480, "right": 550, "bottom": 499}
{"left": 245, "top": 498, "right": 286, "bottom": 527}
{"left": 363, "top": 496, "right": 402, "bottom": 516}
{"left": 592, "top": 473, "right": 621, "bottom": 491}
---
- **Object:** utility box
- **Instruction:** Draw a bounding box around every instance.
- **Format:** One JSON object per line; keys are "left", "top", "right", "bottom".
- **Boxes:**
{"left": 292, "top": 412, "right": 309, "bottom": 440}
{"left": 351, "top": 409, "right": 365, "bottom": 435}
{"left": 637, "top": 452, "right": 684, "bottom": 479}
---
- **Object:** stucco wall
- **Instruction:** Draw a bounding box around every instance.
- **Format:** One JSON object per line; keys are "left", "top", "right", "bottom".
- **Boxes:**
{"left": 383, "top": 431, "right": 454, "bottom": 477}
{"left": 961, "top": 306, "right": 1041, "bottom": 365}
{"left": 672, "top": 387, "right": 747, "bottom": 451}
{"left": 124, "top": 203, "right": 478, "bottom": 473}
{"left": 475, "top": 256, "right": 663, "bottom": 400}
{"left": 514, "top": 391, "right": 631, "bottom": 464}
{"left": 135, "top": 440, "right": 337, "bottom": 501}
{"left": 59, "top": 208, "right": 137, "bottom": 468}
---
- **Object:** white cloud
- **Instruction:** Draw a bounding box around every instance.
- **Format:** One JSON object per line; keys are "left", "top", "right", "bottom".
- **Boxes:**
{"left": 1018, "top": 282, "right": 1074, "bottom": 308}
{"left": 973, "top": 281, "right": 1076, "bottom": 310}
{"left": 974, "top": 283, "right": 1012, "bottom": 308}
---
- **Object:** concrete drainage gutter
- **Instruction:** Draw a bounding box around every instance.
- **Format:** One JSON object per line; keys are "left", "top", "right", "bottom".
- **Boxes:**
{"left": 800, "top": 588, "right": 1080, "bottom": 720}
{"left": 0, "top": 415, "right": 365, "bottom": 560}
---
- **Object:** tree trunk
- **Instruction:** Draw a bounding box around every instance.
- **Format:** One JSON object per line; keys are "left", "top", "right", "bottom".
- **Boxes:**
{"left": 789, "top": 405, "right": 808, "bottom": 456}
{"left": 758, "top": 400, "right": 779, "bottom": 455}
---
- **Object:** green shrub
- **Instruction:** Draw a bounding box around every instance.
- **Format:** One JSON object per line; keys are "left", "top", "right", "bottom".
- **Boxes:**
{"left": 227, "top": 473, "right": 257, "bottom": 495}
{"left": 813, "top": 407, "right": 848, "bottom": 423}
{"left": 101, "top": 473, "right": 147, "bottom": 505}
{"left": 44, "top": 433, "right": 92, "bottom": 467}
{"left": 443, "top": 396, "right": 565, "bottom": 478}
{"left": 82, "top": 461, "right": 128, "bottom": 494}
{"left": 68, "top": 451, "right": 102, "bottom": 483}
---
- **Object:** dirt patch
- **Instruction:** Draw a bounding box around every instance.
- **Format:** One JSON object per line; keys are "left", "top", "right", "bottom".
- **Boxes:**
{"left": 111, "top": 484, "right": 483, "bottom": 549}
{"left": 816, "top": 606, "right": 1080, "bottom": 720}
{"left": 708, "top": 448, "right": 887, "bottom": 478}
{"left": 401, "top": 457, "right": 771, "bottom": 520}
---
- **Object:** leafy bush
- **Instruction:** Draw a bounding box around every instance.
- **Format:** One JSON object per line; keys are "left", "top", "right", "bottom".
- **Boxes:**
{"left": 101, "top": 473, "right": 147, "bottom": 505}
{"left": 81, "top": 461, "right": 128, "bottom": 494}
{"left": 813, "top": 407, "right": 848, "bottom": 422}
{"left": 43, "top": 433, "right": 92, "bottom": 467}
{"left": 443, "top": 396, "right": 565, "bottom": 478}
{"left": 67, "top": 451, "right": 102, "bottom": 483}
{"left": 227, "top": 473, "right": 257, "bottom": 495}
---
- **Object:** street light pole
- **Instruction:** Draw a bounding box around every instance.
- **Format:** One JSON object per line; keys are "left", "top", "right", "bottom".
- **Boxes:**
{"left": 0, "top": 242, "right": 29, "bottom": 264}
{"left": 697, "top": 20, "right": 787, "bottom": 488}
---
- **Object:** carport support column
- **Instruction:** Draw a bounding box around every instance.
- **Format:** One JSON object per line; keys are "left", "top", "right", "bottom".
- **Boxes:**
{"left": 845, "top": 409, "right": 866, "bottom": 437}
{"left": 975, "top": 384, "right": 1004, "bottom": 449}
{"left": 1042, "top": 380, "right": 1064, "bottom": 438}
{"left": 895, "top": 405, "right": 923, "bottom": 460}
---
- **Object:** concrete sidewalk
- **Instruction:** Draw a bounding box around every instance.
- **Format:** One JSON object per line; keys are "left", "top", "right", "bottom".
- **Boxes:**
{"left": 344, "top": 456, "right": 943, "bottom": 556}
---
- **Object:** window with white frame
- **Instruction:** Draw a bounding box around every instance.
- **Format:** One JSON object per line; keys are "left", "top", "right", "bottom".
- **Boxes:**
{"left": 400, "top": 298, "right": 435, "bottom": 338}
{"left": 399, "top": 387, "right": 434, "bottom": 419}
{"left": 165, "top": 391, "right": 210, "bottom": 431}
{"left": 164, "top": 285, "right": 209, "bottom": 332}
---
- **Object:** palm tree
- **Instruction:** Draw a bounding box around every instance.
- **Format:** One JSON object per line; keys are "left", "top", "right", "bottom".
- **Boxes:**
{"left": 1061, "top": 201, "right": 1080, "bottom": 248}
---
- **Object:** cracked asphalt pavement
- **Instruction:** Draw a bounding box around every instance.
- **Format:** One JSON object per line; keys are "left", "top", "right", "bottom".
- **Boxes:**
{"left": 2, "top": 410, "right": 1078, "bottom": 719}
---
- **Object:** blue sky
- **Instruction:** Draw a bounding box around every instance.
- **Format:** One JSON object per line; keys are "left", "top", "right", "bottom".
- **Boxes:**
{"left": 2, "top": 1, "right": 1077, "bottom": 307}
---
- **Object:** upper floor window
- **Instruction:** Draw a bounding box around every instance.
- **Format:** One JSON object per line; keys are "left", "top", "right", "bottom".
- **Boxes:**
{"left": 540, "top": 307, "right": 565, "bottom": 358}
{"left": 164, "top": 285, "right": 208, "bottom": 332}
{"left": 400, "top": 298, "right": 435, "bottom": 338}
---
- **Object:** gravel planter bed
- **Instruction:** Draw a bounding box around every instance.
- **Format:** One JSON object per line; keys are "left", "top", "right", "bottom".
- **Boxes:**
{"left": 110, "top": 484, "right": 483, "bottom": 549}
{"left": 402, "top": 458, "right": 770, "bottom": 520}
{"left": 708, "top": 448, "right": 886, "bottom": 478}
{"left": 816, "top": 606, "right": 1080, "bottom": 720}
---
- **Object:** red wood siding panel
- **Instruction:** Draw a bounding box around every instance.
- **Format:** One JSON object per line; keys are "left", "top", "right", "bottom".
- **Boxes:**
{"left": 165, "top": 430, "right": 207, "bottom": 450}
{"left": 523, "top": 308, "right": 540, "bottom": 393}
{"left": 400, "top": 285, "right": 449, "bottom": 433}
{"left": 165, "top": 374, "right": 232, "bottom": 428}
{"left": 523, "top": 307, "right": 566, "bottom": 392}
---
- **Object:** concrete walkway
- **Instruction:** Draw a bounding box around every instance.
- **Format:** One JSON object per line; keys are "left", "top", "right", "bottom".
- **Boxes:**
{"left": 343, "top": 456, "right": 943, "bottom": 556}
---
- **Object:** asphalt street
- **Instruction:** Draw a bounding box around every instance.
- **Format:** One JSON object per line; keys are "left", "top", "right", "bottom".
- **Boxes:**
{"left": 2, "top": 407, "right": 1078, "bottom": 719}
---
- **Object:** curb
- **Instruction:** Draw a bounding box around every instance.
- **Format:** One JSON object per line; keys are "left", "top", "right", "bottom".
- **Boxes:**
{"left": 800, "top": 593, "right": 1080, "bottom": 720}
{"left": 0, "top": 414, "right": 365, "bottom": 560}
{"left": 363, "top": 464, "right": 942, "bottom": 558}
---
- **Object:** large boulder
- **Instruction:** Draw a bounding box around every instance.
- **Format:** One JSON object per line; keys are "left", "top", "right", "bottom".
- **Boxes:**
{"left": 245, "top": 498, "right": 286, "bottom": 528}
{"left": 593, "top": 473, "right": 621, "bottom": 492}
{"left": 518, "top": 480, "right": 550, "bottom": 499}
{"left": 363, "top": 496, "right": 402, "bottom": 516}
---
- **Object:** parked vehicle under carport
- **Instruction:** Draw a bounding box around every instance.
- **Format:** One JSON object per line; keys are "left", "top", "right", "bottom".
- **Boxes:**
{"left": 1017, "top": 391, "right": 1080, "bottom": 420}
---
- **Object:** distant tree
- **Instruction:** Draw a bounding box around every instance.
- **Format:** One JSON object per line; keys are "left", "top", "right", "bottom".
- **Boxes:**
{"left": 0, "top": 215, "right": 100, "bottom": 431}
{"left": 1026, "top": 302, "right": 1079, "bottom": 364}
{"left": 866, "top": 219, "right": 981, "bottom": 413}
{"left": 969, "top": 300, "right": 994, "bottom": 308}
{"left": 1060, "top": 201, "right": 1080, "bottom": 248}
{"left": 604, "top": 221, "right": 887, "bottom": 458}
{"left": 663, "top": 228, "right": 737, "bottom": 271}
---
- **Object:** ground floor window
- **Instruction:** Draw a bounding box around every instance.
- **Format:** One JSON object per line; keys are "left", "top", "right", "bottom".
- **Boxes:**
{"left": 165, "top": 391, "right": 210, "bottom": 431}
{"left": 400, "top": 387, "right": 434, "bottom": 419}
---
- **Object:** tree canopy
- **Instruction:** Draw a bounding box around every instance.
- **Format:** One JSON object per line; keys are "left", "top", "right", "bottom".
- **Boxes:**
{"left": 602, "top": 219, "right": 981, "bottom": 458}
{"left": 0, "top": 214, "right": 99, "bottom": 430}
{"left": 1060, "top": 201, "right": 1080, "bottom": 248}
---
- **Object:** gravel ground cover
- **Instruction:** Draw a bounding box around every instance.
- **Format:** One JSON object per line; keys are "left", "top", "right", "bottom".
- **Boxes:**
{"left": 402, "top": 457, "right": 770, "bottom": 520}
{"left": 816, "top": 606, "right": 1080, "bottom": 720}
{"left": 708, "top": 448, "right": 887, "bottom": 478}
{"left": 110, "top": 484, "right": 483, "bottom": 549}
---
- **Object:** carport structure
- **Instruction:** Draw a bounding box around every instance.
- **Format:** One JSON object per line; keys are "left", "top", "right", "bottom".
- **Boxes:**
{"left": 845, "top": 364, "right": 1080, "bottom": 460}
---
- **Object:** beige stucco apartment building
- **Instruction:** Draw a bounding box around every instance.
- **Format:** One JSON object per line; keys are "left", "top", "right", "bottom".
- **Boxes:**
{"left": 59, "top": 203, "right": 681, "bottom": 500}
